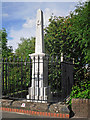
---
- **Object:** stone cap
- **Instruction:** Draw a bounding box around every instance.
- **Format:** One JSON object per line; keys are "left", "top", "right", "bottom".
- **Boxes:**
{"left": 29, "top": 53, "right": 49, "bottom": 57}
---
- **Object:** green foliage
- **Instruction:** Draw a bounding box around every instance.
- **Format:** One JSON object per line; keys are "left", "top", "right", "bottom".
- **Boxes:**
{"left": 2, "top": 1, "right": 90, "bottom": 98}
{"left": 68, "top": 79, "right": 90, "bottom": 105}
{"left": 2, "top": 34, "right": 35, "bottom": 96}
{"left": 48, "top": 56, "right": 61, "bottom": 93}
{"left": 44, "top": 1, "right": 90, "bottom": 64}
{"left": 44, "top": 1, "right": 90, "bottom": 98}
{"left": 44, "top": 2, "right": 90, "bottom": 93}
{"left": 72, "top": 81, "right": 89, "bottom": 98}
{"left": 2, "top": 57, "right": 31, "bottom": 96}
{"left": 0, "top": 28, "right": 13, "bottom": 57}
{"left": 15, "top": 37, "right": 35, "bottom": 58}
{"left": 67, "top": 65, "right": 90, "bottom": 105}
{"left": 70, "top": 1, "right": 90, "bottom": 64}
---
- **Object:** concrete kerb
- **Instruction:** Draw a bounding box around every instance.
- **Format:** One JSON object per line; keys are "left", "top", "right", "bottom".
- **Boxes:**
{"left": 0, "top": 107, "right": 69, "bottom": 118}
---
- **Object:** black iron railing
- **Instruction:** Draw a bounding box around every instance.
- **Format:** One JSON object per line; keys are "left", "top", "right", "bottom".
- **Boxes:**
{"left": 2, "top": 57, "right": 32, "bottom": 99}
{"left": 2, "top": 56, "right": 74, "bottom": 102}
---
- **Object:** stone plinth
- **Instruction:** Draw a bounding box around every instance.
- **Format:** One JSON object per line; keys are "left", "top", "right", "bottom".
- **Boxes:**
{"left": 27, "top": 53, "right": 52, "bottom": 103}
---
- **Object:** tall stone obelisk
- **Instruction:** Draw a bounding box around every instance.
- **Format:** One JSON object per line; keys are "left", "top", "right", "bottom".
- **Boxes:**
{"left": 27, "top": 9, "right": 52, "bottom": 103}
{"left": 35, "top": 9, "right": 45, "bottom": 53}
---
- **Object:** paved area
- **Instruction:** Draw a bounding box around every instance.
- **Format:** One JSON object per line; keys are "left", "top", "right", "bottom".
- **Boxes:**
{"left": 1, "top": 111, "right": 67, "bottom": 120}
{"left": 1, "top": 111, "right": 89, "bottom": 120}
{"left": 2, "top": 111, "right": 47, "bottom": 118}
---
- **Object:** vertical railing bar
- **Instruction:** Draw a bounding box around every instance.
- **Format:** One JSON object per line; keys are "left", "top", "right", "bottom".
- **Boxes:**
{"left": 68, "top": 64, "right": 69, "bottom": 97}
{"left": 2, "top": 58, "right": 4, "bottom": 94}
{"left": 7, "top": 58, "right": 9, "bottom": 97}
{"left": 13, "top": 57, "right": 15, "bottom": 98}
{"left": 48, "top": 55, "right": 54, "bottom": 101}
{"left": 43, "top": 56, "right": 44, "bottom": 102}
{"left": 51, "top": 56, "right": 54, "bottom": 93}
{"left": 29, "top": 56, "right": 33, "bottom": 99}
{"left": 60, "top": 60, "right": 62, "bottom": 101}
{"left": 38, "top": 55, "right": 39, "bottom": 101}
{"left": 16, "top": 57, "right": 19, "bottom": 98}
{"left": 5, "top": 58, "right": 7, "bottom": 95}
{"left": 56, "top": 55, "right": 59, "bottom": 102}
{"left": 24, "top": 57, "right": 27, "bottom": 98}
{"left": 14, "top": 58, "right": 16, "bottom": 94}
{"left": 34, "top": 56, "right": 35, "bottom": 100}
{"left": 66, "top": 64, "right": 68, "bottom": 98}
{"left": 9, "top": 57, "right": 12, "bottom": 97}
{"left": 29, "top": 56, "right": 32, "bottom": 88}
{"left": 0, "top": 58, "right": 2, "bottom": 98}
{"left": 53, "top": 56, "right": 56, "bottom": 95}
{"left": 60, "top": 60, "right": 63, "bottom": 99}
{"left": 47, "top": 56, "right": 49, "bottom": 86}
{"left": 49, "top": 56, "right": 54, "bottom": 97}
{"left": 21, "top": 57, "right": 23, "bottom": 98}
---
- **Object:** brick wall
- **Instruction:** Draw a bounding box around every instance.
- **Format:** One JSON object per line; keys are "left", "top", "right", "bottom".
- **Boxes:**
{"left": 72, "top": 98, "right": 90, "bottom": 118}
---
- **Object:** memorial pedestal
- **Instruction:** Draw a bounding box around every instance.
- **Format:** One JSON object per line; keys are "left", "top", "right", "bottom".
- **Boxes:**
{"left": 27, "top": 53, "right": 52, "bottom": 103}
{"left": 26, "top": 9, "right": 52, "bottom": 103}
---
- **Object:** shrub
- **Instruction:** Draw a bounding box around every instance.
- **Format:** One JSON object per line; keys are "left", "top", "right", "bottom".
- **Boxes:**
{"left": 68, "top": 79, "right": 90, "bottom": 105}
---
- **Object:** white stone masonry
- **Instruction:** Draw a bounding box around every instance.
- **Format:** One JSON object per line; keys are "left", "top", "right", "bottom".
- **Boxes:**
{"left": 27, "top": 9, "right": 52, "bottom": 103}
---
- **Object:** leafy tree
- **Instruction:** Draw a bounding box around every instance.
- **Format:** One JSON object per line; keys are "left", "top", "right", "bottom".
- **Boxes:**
{"left": 0, "top": 28, "right": 13, "bottom": 57}
{"left": 44, "top": 1, "right": 90, "bottom": 93}
{"left": 69, "top": 1, "right": 90, "bottom": 64}
{"left": 44, "top": 1, "right": 90, "bottom": 65}
{"left": 15, "top": 37, "right": 35, "bottom": 58}
{"left": 2, "top": 37, "right": 35, "bottom": 96}
{"left": 2, "top": 1, "right": 90, "bottom": 99}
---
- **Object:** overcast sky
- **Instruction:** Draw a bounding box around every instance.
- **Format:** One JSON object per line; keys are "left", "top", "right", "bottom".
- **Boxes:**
{"left": 1, "top": 0, "right": 87, "bottom": 52}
